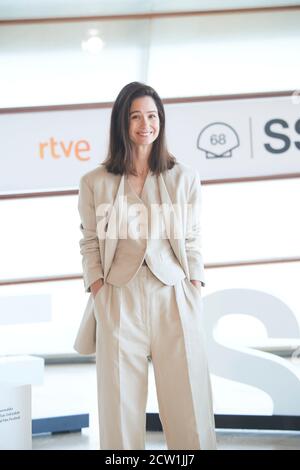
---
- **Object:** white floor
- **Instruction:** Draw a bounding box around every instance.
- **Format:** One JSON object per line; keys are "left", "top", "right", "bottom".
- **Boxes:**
{"left": 32, "top": 428, "right": 300, "bottom": 451}
{"left": 31, "top": 362, "right": 300, "bottom": 450}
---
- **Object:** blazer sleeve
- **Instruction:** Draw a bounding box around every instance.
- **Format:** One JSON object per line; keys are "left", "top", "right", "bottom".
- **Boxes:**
{"left": 78, "top": 175, "right": 104, "bottom": 293}
{"left": 185, "top": 171, "right": 206, "bottom": 287}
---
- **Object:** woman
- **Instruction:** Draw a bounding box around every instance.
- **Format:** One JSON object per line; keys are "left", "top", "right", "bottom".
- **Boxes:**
{"left": 74, "top": 82, "right": 217, "bottom": 450}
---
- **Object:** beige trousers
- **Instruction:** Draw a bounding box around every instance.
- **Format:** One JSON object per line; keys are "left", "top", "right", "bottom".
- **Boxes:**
{"left": 94, "top": 264, "right": 216, "bottom": 450}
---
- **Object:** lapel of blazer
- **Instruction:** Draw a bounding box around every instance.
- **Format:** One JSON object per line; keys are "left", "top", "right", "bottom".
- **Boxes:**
{"left": 103, "top": 169, "right": 188, "bottom": 280}
{"left": 158, "top": 172, "right": 185, "bottom": 268}
{"left": 103, "top": 174, "right": 125, "bottom": 280}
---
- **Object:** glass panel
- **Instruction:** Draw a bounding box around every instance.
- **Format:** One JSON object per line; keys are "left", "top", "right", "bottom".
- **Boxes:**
{"left": 0, "top": 279, "right": 85, "bottom": 356}
{"left": 0, "top": 178, "right": 299, "bottom": 280}
{"left": 148, "top": 12, "right": 300, "bottom": 97}
{"left": 1, "top": 10, "right": 300, "bottom": 107}
{"left": 0, "top": 195, "right": 81, "bottom": 279}
{"left": 0, "top": 19, "right": 150, "bottom": 107}
{"left": 202, "top": 177, "right": 300, "bottom": 263}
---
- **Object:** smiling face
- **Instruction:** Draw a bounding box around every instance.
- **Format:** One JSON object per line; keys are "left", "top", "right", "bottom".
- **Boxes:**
{"left": 128, "top": 96, "right": 160, "bottom": 147}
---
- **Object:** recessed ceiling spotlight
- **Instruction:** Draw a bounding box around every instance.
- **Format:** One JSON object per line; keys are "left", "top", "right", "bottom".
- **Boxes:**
{"left": 81, "top": 29, "right": 104, "bottom": 55}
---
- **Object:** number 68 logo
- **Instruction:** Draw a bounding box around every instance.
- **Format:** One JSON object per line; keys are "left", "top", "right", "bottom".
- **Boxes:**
{"left": 197, "top": 122, "right": 240, "bottom": 159}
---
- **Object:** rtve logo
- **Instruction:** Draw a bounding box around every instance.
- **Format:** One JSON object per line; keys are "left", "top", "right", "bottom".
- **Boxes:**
{"left": 39, "top": 138, "right": 90, "bottom": 161}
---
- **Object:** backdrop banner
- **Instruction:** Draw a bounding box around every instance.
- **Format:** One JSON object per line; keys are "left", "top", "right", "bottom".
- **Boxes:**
{"left": 0, "top": 94, "right": 299, "bottom": 194}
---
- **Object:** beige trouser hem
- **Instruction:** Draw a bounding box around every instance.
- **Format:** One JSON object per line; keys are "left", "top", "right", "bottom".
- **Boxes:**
{"left": 94, "top": 264, "right": 217, "bottom": 450}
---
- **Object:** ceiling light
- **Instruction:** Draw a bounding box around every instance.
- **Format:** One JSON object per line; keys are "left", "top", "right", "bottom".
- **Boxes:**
{"left": 81, "top": 29, "right": 104, "bottom": 55}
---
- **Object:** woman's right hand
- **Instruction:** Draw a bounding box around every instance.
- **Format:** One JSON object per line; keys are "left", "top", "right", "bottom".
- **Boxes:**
{"left": 91, "top": 279, "right": 104, "bottom": 299}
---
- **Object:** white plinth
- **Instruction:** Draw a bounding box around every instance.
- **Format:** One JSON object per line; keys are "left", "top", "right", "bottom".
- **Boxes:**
{"left": 0, "top": 383, "right": 32, "bottom": 450}
{"left": 0, "top": 355, "right": 45, "bottom": 450}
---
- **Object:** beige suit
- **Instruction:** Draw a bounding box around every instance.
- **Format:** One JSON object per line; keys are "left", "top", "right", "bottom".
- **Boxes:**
{"left": 74, "top": 161, "right": 216, "bottom": 450}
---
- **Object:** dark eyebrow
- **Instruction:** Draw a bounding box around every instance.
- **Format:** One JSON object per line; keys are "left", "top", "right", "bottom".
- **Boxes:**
{"left": 129, "top": 110, "right": 158, "bottom": 115}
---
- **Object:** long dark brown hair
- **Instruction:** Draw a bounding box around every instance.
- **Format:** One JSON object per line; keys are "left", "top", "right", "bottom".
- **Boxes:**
{"left": 102, "top": 81, "right": 177, "bottom": 175}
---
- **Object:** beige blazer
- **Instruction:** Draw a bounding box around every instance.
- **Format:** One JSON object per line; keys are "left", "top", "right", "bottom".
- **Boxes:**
{"left": 74, "top": 161, "right": 205, "bottom": 355}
